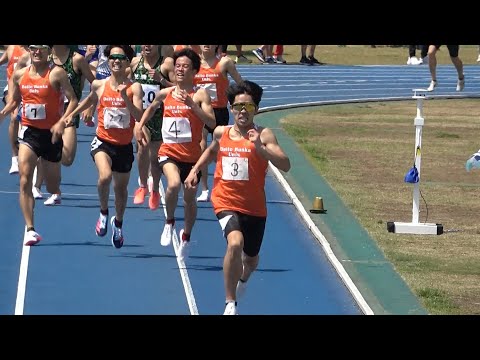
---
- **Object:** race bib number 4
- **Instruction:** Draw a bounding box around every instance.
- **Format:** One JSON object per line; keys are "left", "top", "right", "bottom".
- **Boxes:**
{"left": 103, "top": 107, "right": 130, "bottom": 129}
{"left": 221, "top": 156, "right": 249, "bottom": 181}
{"left": 24, "top": 103, "right": 46, "bottom": 120}
{"left": 141, "top": 84, "right": 160, "bottom": 109}
{"left": 162, "top": 117, "right": 192, "bottom": 144}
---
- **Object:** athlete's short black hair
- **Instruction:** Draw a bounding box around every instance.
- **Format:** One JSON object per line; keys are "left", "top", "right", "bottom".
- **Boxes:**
{"left": 226, "top": 80, "right": 263, "bottom": 107}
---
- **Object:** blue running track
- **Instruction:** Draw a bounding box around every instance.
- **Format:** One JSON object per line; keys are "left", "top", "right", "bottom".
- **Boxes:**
{"left": 2, "top": 63, "right": 479, "bottom": 315}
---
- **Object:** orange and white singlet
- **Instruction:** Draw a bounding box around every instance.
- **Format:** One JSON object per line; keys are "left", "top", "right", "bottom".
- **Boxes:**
{"left": 173, "top": 45, "right": 200, "bottom": 54}
{"left": 19, "top": 66, "right": 63, "bottom": 130}
{"left": 211, "top": 126, "right": 269, "bottom": 217}
{"left": 7, "top": 45, "right": 25, "bottom": 80}
{"left": 158, "top": 88, "right": 204, "bottom": 163}
{"left": 194, "top": 58, "right": 229, "bottom": 108}
{"left": 96, "top": 79, "right": 135, "bottom": 145}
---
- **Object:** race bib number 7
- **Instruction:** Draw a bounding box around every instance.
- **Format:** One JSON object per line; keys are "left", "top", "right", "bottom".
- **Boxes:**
{"left": 24, "top": 103, "right": 46, "bottom": 120}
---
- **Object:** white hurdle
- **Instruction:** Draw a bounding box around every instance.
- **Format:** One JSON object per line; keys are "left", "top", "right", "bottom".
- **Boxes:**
{"left": 387, "top": 89, "right": 443, "bottom": 235}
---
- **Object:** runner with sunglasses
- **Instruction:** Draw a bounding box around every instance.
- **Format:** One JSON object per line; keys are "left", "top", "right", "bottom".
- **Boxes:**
{"left": 63, "top": 45, "right": 143, "bottom": 249}
{"left": 0, "top": 45, "right": 78, "bottom": 246}
{"left": 184, "top": 80, "right": 291, "bottom": 315}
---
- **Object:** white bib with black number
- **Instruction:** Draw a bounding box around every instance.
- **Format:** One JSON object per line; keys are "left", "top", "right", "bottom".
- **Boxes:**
{"left": 162, "top": 117, "right": 192, "bottom": 144}
{"left": 221, "top": 156, "right": 249, "bottom": 181}
{"left": 103, "top": 107, "right": 130, "bottom": 129}
{"left": 141, "top": 84, "right": 160, "bottom": 109}
{"left": 24, "top": 103, "right": 46, "bottom": 120}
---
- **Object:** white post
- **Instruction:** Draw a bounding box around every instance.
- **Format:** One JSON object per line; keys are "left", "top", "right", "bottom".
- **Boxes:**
{"left": 386, "top": 88, "right": 443, "bottom": 235}
{"left": 412, "top": 96, "right": 424, "bottom": 224}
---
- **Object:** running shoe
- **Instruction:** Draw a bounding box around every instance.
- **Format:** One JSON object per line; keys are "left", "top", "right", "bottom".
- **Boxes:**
{"left": 110, "top": 216, "right": 124, "bottom": 249}
{"left": 223, "top": 301, "right": 238, "bottom": 315}
{"left": 95, "top": 213, "right": 108, "bottom": 237}
{"left": 24, "top": 230, "right": 42, "bottom": 246}
{"left": 44, "top": 194, "right": 61, "bottom": 206}
{"left": 177, "top": 229, "right": 190, "bottom": 261}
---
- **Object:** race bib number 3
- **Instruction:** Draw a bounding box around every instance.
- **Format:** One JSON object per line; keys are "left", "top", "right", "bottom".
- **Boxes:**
{"left": 103, "top": 107, "right": 130, "bottom": 129}
{"left": 141, "top": 84, "right": 160, "bottom": 109}
{"left": 221, "top": 156, "right": 249, "bottom": 181}
{"left": 24, "top": 103, "right": 46, "bottom": 120}
{"left": 162, "top": 117, "right": 192, "bottom": 144}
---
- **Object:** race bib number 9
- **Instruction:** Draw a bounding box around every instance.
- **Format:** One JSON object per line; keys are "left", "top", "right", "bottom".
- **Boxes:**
{"left": 141, "top": 84, "right": 160, "bottom": 109}
{"left": 221, "top": 156, "right": 249, "bottom": 181}
{"left": 103, "top": 107, "right": 130, "bottom": 129}
{"left": 24, "top": 103, "right": 46, "bottom": 120}
{"left": 162, "top": 117, "right": 192, "bottom": 144}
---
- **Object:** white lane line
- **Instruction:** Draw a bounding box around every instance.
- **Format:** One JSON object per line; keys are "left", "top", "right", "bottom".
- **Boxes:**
{"left": 15, "top": 226, "right": 29, "bottom": 315}
{"left": 7, "top": 183, "right": 198, "bottom": 315}
{"left": 267, "top": 164, "right": 374, "bottom": 315}
{"left": 158, "top": 179, "right": 199, "bottom": 315}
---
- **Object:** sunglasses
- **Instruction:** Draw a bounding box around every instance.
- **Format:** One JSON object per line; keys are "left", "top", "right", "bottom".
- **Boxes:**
{"left": 108, "top": 54, "right": 128, "bottom": 61}
{"left": 29, "top": 45, "right": 50, "bottom": 51}
{"left": 231, "top": 102, "right": 256, "bottom": 112}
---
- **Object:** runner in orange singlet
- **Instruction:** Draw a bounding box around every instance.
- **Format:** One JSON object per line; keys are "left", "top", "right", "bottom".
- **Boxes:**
{"left": 184, "top": 80, "right": 291, "bottom": 315}
{"left": 193, "top": 45, "right": 243, "bottom": 202}
{"left": 134, "top": 48, "right": 215, "bottom": 261}
{"left": 63, "top": 45, "right": 143, "bottom": 250}
{"left": 0, "top": 45, "right": 78, "bottom": 246}
{"left": 1, "top": 45, "right": 29, "bottom": 174}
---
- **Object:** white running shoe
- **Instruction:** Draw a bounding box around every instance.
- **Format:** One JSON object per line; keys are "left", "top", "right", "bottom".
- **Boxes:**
{"left": 196, "top": 189, "right": 209, "bottom": 202}
{"left": 177, "top": 229, "right": 190, "bottom": 261}
{"left": 32, "top": 186, "right": 44, "bottom": 200}
{"left": 407, "top": 57, "right": 420, "bottom": 65}
{"left": 160, "top": 222, "right": 174, "bottom": 246}
{"left": 223, "top": 302, "right": 238, "bottom": 315}
{"left": 427, "top": 80, "right": 437, "bottom": 92}
{"left": 24, "top": 229, "right": 42, "bottom": 246}
{"left": 9, "top": 156, "right": 18, "bottom": 174}
{"left": 456, "top": 78, "right": 465, "bottom": 92}
{"left": 44, "top": 194, "right": 61, "bottom": 206}
{"left": 236, "top": 280, "right": 247, "bottom": 300}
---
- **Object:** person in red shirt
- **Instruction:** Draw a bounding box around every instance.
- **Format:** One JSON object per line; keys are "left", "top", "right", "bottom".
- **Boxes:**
{"left": 184, "top": 80, "right": 291, "bottom": 315}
